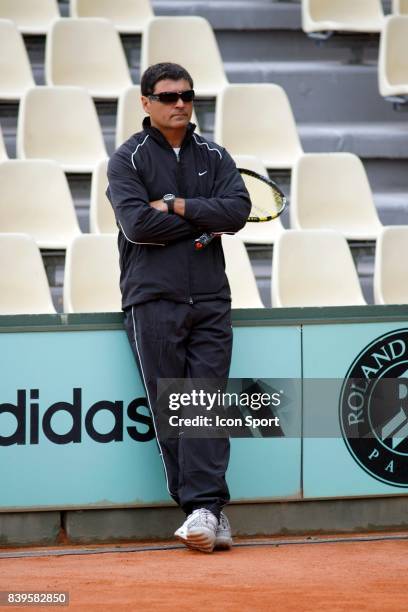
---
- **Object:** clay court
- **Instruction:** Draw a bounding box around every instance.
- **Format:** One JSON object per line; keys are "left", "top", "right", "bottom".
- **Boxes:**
{"left": 1, "top": 533, "right": 408, "bottom": 611}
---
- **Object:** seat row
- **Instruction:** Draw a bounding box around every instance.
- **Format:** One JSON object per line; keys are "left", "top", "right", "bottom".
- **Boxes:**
{"left": 0, "top": 0, "right": 153, "bottom": 35}
{"left": 1, "top": 81, "right": 301, "bottom": 172}
{"left": 1, "top": 80, "right": 301, "bottom": 170}
{"left": 5, "top": 11, "right": 408, "bottom": 104}
{"left": 0, "top": 16, "right": 225, "bottom": 100}
{"left": 0, "top": 228, "right": 406, "bottom": 316}
{"left": 0, "top": 151, "right": 387, "bottom": 250}
{"left": 2, "top": 0, "right": 408, "bottom": 37}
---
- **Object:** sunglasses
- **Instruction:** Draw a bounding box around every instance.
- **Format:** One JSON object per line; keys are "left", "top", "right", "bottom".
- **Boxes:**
{"left": 148, "top": 89, "right": 195, "bottom": 104}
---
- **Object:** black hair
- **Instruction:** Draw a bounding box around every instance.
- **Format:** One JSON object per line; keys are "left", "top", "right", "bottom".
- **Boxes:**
{"left": 140, "top": 62, "right": 194, "bottom": 96}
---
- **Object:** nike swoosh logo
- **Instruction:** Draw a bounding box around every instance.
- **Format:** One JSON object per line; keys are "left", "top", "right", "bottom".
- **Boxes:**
{"left": 198, "top": 170, "right": 207, "bottom": 176}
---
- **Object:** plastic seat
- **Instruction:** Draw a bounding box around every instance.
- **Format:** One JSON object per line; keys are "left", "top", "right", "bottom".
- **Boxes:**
{"left": 0, "top": 0, "right": 59, "bottom": 35}
{"left": 302, "top": 0, "right": 384, "bottom": 34}
{"left": 272, "top": 230, "right": 366, "bottom": 307}
{"left": 290, "top": 153, "right": 382, "bottom": 240}
{"left": 231, "top": 155, "right": 285, "bottom": 245}
{"left": 0, "top": 20, "right": 35, "bottom": 100}
{"left": 214, "top": 84, "right": 303, "bottom": 170}
{"left": 46, "top": 18, "right": 132, "bottom": 99}
{"left": 379, "top": 16, "right": 408, "bottom": 98}
{"left": 0, "top": 233, "right": 56, "bottom": 314}
{"left": 0, "top": 125, "right": 8, "bottom": 160}
{"left": 89, "top": 159, "right": 117, "bottom": 234}
{"left": 70, "top": 0, "right": 153, "bottom": 34}
{"left": 393, "top": 0, "right": 408, "bottom": 14}
{"left": 116, "top": 85, "right": 201, "bottom": 148}
{"left": 0, "top": 160, "right": 81, "bottom": 249}
{"left": 221, "top": 235, "right": 264, "bottom": 308}
{"left": 17, "top": 86, "right": 108, "bottom": 173}
{"left": 374, "top": 226, "right": 408, "bottom": 304}
{"left": 141, "top": 17, "right": 228, "bottom": 98}
{"left": 63, "top": 234, "right": 122, "bottom": 313}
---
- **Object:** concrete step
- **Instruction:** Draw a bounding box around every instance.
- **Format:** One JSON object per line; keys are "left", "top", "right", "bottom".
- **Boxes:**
{"left": 373, "top": 192, "right": 408, "bottom": 225}
{"left": 299, "top": 122, "right": 408, "bottom": 158}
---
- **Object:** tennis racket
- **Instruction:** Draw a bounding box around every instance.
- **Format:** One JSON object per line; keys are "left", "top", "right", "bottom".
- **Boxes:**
{"left": 194, "top": 168, "right": 287, "bottom": 250}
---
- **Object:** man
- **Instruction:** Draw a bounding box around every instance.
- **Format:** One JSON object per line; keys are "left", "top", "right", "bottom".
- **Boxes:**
{"left": 107, "top": 62, "right": 251, "bottom": 553}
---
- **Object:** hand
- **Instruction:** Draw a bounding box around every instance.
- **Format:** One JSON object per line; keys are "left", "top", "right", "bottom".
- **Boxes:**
{"left": 149, "top": 199, "right": 167, "bottom": 212}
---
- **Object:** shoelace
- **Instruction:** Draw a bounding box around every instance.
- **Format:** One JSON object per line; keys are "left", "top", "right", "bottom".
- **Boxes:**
{"left": 219, "top": 513, "right": 229, "bottom": 529}
{"left": 191, "top": 508, "right": 216, "bottom": 526}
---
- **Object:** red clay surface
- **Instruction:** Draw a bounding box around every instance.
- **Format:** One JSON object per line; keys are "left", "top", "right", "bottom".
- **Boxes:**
{"left": 1, "top": 534, "right": 408, "bottom": 611}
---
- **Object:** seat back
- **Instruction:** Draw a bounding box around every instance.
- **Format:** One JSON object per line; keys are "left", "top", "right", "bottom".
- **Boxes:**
{"left": 141, "top": 17, "right": 227, "bottom": 97}
{"left": 272, "top": 229, "right": 366, "bottom": 307}
{"left": 221, "top": 235, "right": 264, "bottom": 308}
{"left": 231, "top": 154, "right": 285, "bottom": 244}
{"left": 290, "top": 153, "right": 382, "bottom": 240}
{"left": 46, "top": 18, "right": 132, "bottom": 98}
{"left": 70, "top": 0, "right": 153, "bottom": 33}
{"left": 214, "top": 84, "right": 302, "bottom": 170}
{"left": 89, "top": 159, "right": 117, "bottom": 234}
{"left": 0, "top": 0, "right": 59, "bottom": 34}
{"left": 64, "top": 234, "right": 122, "bottom": 312}
{"left": 302, "top": 0, "right": 384, "bottom": 32}
{"left": 0, "top": 233, "right": 56, "bottom": 314}
{"left": 0, "top": 19, "right": 34, "bottom": 100}
{"left": 379, "top": 16, "right": 408, "bottom": 97}
{"left": 0, "top": 160, "right": 81, "bottom": 248}
{"left": 374, "top": 226, "right": 408, "bottom": 304}
{"left": 116, "top": 85, "right": 201, "bottom": 148}
{"left": 17, "top": 86, "right": 107, "bottom": 172}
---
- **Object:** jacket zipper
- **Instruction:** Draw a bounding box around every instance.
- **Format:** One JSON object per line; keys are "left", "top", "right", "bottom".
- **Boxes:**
{"left": 175, "top": 146, "right": 194, "bottom": 305}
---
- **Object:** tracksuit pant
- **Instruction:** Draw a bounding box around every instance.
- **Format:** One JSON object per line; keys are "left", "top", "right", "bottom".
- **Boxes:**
{"left": 123, "top": 298, "right": 233, "bottom": 521}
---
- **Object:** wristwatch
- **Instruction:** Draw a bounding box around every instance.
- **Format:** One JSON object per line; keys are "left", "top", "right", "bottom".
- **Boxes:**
{"left": 163, "top": 193, "right": 176, "bottom": 214}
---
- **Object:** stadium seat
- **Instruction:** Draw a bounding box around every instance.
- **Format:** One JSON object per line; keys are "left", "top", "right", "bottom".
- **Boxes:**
{"left": 70, "top": 0, "right": 153, "bottom": 34}
{"left": 116, "top": 85, "right": 201, "bottom": 148}
{"left": 17, "top": 86, "right": 108, "bottom": 173}
{"left": 63, "top": 234, "right": 122, "bottom": 313}
{"left": 0, "top": 0, "right": 59, "bottom": 35}
{"left": 221, "top": 235, "right": 264, "bottom": 308}
{"left": 272, "top": 229, "right": 366, "bottom": 307}
{"left": 45, "top": 18, "right": 132, "bottom": 99}
{"left": 231, "top": 155, "right": 285, "bottom": 244}
{"left": 0, "top": 233, "right": 56, "bottom": 314}
{"left": 374, "top": 226, "right": 408, "bottom": 304}
{"left": 89, "top": 159, "right": 117, "bottom": 234}
{"left": 214, "top": 84, "right": 303, "bottom": 170}
{"left": 0, "top": 125, "right": 8, "bottom": 160}
{"left": 140, "top": 17, "right": 228, "bottom": 98}
{"left": 302, "top": 0, "right": 384, "bottom": 34}
{"left": 0, "top": 160, "right": 81, "bottom": 249}
{"left": 290, "top": 153, "right": 382, "bottom": 240}
{"left": 379, "top": 16, "right": 408, "bottom": 99}
{"left": 0, "top": 20, "right": 35, "bottom": 100}
{"left": 393, "top": 0, "right": 408, "bottom": 13}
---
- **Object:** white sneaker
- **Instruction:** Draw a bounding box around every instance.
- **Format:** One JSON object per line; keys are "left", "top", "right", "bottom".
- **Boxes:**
{"left": 214, "top": 511, "right": 233, "bottom": 550}
{"left": 174, "top": 508, "right": 218, "bottom": 553}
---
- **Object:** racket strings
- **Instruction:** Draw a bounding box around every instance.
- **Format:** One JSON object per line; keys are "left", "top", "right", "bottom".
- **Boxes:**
{"left": 237, "top": 168, "right": 286, "bottom": 221}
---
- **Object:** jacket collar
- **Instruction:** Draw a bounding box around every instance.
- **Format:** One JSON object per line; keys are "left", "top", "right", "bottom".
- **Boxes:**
{"left": 142, "top": 116, "right": 196, "bottom": 149}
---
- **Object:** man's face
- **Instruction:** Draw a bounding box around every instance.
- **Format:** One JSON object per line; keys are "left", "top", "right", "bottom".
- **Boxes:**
{"left": 141, "top": 78, "right": 193, "bottom": 131}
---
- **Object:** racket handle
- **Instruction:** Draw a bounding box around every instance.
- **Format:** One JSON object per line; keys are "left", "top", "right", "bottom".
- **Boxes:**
{"left": 194, "top": 232, "right": 215, "bottom": 250}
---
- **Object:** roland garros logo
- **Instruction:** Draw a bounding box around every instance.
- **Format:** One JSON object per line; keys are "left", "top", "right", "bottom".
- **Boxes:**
{"left": 340, "top": 329, "right": 408, "bottom": 487}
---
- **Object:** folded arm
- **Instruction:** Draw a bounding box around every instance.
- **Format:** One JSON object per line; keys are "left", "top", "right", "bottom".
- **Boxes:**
{"left": 180, "top": 151, "right": 252, "bottom": 233}
{"left": 106, "top": 154, "right": 198, "bottom": 244}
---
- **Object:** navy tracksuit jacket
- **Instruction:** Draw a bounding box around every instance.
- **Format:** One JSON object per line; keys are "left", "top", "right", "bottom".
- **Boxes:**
{"left": 107, "top": 118, "right": 251, "bottom": 519}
